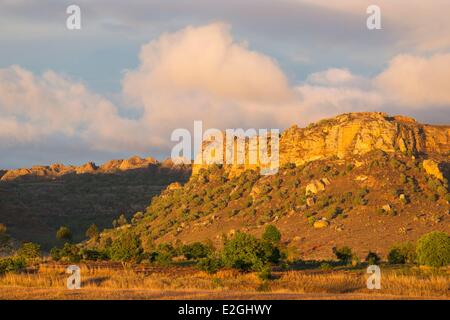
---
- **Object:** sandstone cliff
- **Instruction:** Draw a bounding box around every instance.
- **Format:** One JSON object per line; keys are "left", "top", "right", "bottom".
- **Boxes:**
{"left": 193, "top": 112, "right": 450, "bottom": 175}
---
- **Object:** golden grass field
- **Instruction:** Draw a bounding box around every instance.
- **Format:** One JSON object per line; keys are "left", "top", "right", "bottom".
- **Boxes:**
{"left": 0, "top": 263, "right": 448, "bottom": 300}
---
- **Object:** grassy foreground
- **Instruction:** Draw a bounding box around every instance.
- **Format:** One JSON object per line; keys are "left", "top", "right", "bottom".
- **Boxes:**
{"left": 0, "top": 263, "right": 448, "bottom": 300}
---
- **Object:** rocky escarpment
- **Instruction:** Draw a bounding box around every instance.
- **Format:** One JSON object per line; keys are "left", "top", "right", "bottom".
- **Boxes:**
{"left": 193, "top": 112, "right": 450, "bottom": 175}
{"left": 0, "top": 156, "right": 188, "bottom": 182}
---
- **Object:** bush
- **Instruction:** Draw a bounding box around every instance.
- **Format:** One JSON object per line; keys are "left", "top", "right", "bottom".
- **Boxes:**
{"left": 197, "top": 255, "right": 224, "bottom": 274}
{"left": 56, "top": 226, "right": 72, "bottom": 242}
{"left": 262, "top": 225, "right": 281, "bottom": 244}
{"left": 51, "top": 243, "right": 81, "bottom": 262}
{"left": 416, "top": 232, "right": 450, "bottom": 267}
{"left": 149, "top": 243, "right": 176, "bottom": 265}
{"left": 16, "top": 242, "right": 41, "bottom": 261}
{"left": 110, "top": 232, "right": 143, "bottom": 262}
{"left": 80, "top": 249, "right": 108, "bottom": 261}
{"left": 365, "top": 251, "right": 381, "bottom": 265}
{"left": 0, "top": 257, "right": 26, "bottom": 274}
{"left": 182, "top": 242, "right": 212, "bottom": 260}
{"left": 387, "top": 242, "right": 416, "bottom": 264}
{"left": 85, "top": 224, "right": 99, "bottom": 240}
{"left": 333, "top": 246, "right": 353, "bottom": 264}
{"left": 222, "top": 232, "right": 270, "bottom": 272}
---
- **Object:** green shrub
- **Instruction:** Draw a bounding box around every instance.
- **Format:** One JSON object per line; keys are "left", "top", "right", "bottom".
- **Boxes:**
{"left": 0, "top": 257, "right": 26, "bottom": 274}
{"left": 80, "top": 249, "right": 108, "bottom": 261}
{"left": 182, "top": 242, "right": 212, "bottom": 260}
{"left": 197, "top": 255, "right": 224, "bottom": 274}
{"left": 16, "top": 242, "right": 41, "bottom": 261}
{"left": 149, "top": 243, "right": 176, "bottom": 265}
{"left": 258, "top": 265, "right": 272, "bottom": 280}
{"left": 365, "top": 251, "right": 381, "bottom": 265}
{"left": 387, "top": 242, "right": 416, "bottom": 264}
{"left": 222, "top": 232, "right": 269, "bottom": 272}
{"left": 56, "top": 226, "right": 72, "bottom": 242}
{"left": 262, "top": 225, "right": 281, "bottom": 244}
{"left": 110, "top": 232, "right": 143, "bottom": 262}
{"left": 416, "top": 232, "right": 450, "bottom": 267}
{"left": 51, "top": 243, "right": 81, "bottom": 262}
{"left": 85, "top": 224, "right": 99, "bottom": 240}
{"left": 333, "top": 246, "right": 353, "bottom": 264}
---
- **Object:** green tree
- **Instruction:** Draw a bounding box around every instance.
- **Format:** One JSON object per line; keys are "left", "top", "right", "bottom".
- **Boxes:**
{"left": 116, "top": 214, "right": 128, "bottom": 227}
{"left": 0, "top": 224, "right": 10, "bottom": 248}
{"left": 262, "top": 225, "right": 281, "bottom": 244}
{"left": 17, "top": 242, "right": 41, "bottom": 261}
{"left": 110, "top": 232, "right": 142, "bottom": 262}
{"left": 333, "top": 246, "right": 353, "bottom": 265}
{"left": 56, "top": 226, "right": 72, "bottom": 243}
{"left": 387, "top": 242, "right": 416, "bottom": 264}
{"left": 365, "top": 251, "right": 381, "bottom": 265}
{"left": 222, "top": 232, "right": 269, "bottom": 272}
{"left": 416, "top": 232, "right": 450, "bottom": 267}
{"left": 85, "top": 224, "right": 99, "bottom": 240}
{"left": 182, "top": 242, "right": 212, "bottom": 260}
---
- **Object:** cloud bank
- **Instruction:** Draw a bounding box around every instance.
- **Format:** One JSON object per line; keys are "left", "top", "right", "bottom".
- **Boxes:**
{"left": 1, "top": 23, "right": 449, "bottom": 167}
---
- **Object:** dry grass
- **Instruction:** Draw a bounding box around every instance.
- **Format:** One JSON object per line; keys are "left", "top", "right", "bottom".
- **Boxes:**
{"left": 0, "top": 264, "right": 448, "bottom": 300}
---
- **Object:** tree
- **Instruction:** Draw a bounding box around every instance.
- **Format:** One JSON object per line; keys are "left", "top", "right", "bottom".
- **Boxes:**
{"left": 17, "top": 242, "right": 41, "bottom": 261}
{"left": 117, "top": 214, "right": 128, "bottom": 227}
{"left": 56, "top": 226, "right": 72, "bottom": 242}
{"left": 416, "top": 232, "right": 450, "bottom": 267}
{"left": 110, "top": 232, "right": 142, "bottom": 262}
{"left": 262, "top": 225, "right": 281, "bottom": 244}
{"left": 0, "top": 224, "right": 10, "bottom": 248}
{"left": 222, "top": 232, "right": 269, "bottom": 272}
{"left": 387, "top": 242, "right": 416, "bottom": 264}
{"left": 365, "top": 251, "right": 381, "bottom": 265}
{"left": 182, "top": 242, "right": 212, "bottom": 260}
{"left": 113, "top": 214, "right": 128, "bottom": 228}
{"left": 333, "top": 246, "right": 353, "bottom": 265}
{"left": 85, "top": 224, "right": 99, "bottom": 240}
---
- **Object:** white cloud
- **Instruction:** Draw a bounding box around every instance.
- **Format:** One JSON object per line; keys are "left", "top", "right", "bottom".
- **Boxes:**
{"left": 1, "top": 23, "right": 449, "bottom": 168}
{"left": 375, "top": 54, "right": 450, "bottom": 108}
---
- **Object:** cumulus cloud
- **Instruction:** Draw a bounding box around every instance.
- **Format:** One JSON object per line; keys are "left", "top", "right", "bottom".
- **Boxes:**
{"left": 1, "top": 23, "right": 449, "bottom": 168}
{"left": 0, "top": 65, "right": 146, "bottom": 151}
{"left": 375, "top": 54, "right": 450, "bottom": 108}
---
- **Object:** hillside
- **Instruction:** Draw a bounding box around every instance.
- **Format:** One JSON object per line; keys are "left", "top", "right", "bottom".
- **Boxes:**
{"left": 93, "top": 112, "right": 450, "bottom": 260}
{"left": 0, "top": 156, "right": 191, "bottom": 248}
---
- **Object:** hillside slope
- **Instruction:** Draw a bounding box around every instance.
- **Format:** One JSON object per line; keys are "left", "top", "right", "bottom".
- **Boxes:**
{"left": 95, "top": 113, "right": 450, "bottom": 260}
{"left": 0, "top": 157, "right": 190, "bottom": 248}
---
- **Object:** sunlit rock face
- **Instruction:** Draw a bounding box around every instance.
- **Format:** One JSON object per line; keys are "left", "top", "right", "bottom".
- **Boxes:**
{"left": 193, "top": 112, "right": 450, "bottom": 176}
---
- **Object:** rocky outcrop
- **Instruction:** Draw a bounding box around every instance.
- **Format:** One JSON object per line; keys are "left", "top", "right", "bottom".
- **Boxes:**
{"left": 0, "top": 156, "right": 184, "bottom": 182}
{"left": 423, "top": 159, "right": 445, "bottom": 181}
{"left": 193, "top": 112, "right": 450, "bottom": 175}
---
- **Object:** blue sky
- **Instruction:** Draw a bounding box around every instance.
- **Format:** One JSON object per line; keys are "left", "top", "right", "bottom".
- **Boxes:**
{"left": 1, "top": 0, "right": 449, "bottom": 168}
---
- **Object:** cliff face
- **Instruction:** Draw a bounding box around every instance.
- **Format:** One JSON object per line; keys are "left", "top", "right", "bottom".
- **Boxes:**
{"left": 193, "top": 112, "right": 450, "bottom": 175}
{"left": 0, "top": 156, "right": 183, "bottom": 182}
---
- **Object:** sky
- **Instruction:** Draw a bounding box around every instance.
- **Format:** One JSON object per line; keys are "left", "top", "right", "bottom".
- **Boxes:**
{"left": 0, "top": 0, "right": 450, "bottom": 168}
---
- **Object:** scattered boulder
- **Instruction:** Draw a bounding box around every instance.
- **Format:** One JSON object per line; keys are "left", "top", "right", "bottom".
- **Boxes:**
{"left": 382, "top": 204, "right": 392, "bottom": 212}
{"left": 305, "top": 179, "right": 326, "bottom": 195}
{"left": 167, "top": 182, "right": 182, "bottom": 191}
{"left": 306, "top": 197, "right": 315, "bottom": 207}
{"left": 313, "top": 220, "right": 329, "bottom": 229}
{"left": 423, "top": 159, "right": 444, "bottom": 181}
